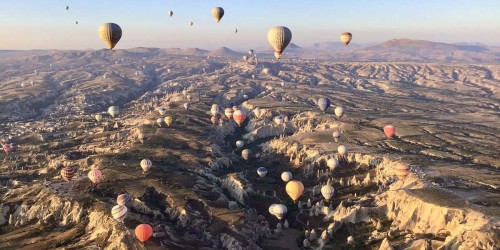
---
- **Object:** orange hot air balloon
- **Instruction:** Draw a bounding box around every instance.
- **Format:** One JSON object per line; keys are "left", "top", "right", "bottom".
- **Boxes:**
{"left": 61, "top": 166, "right": 76, "bottom": 182}
{"left": 88, "top": 169, "right": 103, "bottom": 184}
{"left": 394, "top": 165, "right": 410, "bottom": 180}
{"left": 135, "top": 224, "right": 153, "bottom": 242}
{"left": 384, "top": 125, "right": 396, "bottom": 139}
{"left": 233, "top": 110, "right": 247, "bottom": 126}
{"left": 286, "top": 180, "right": 304, "bottom": 202}
{"left": 211, "top": 116, "right": 218, "bottom": 125}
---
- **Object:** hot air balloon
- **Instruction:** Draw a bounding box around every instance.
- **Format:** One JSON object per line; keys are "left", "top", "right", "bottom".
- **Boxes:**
{"left": 243, "top": 55, "right": 248, "bottom": 62}
{"left": 321, "top": 185, "right": 335, "bottom": 200}
{"left": 66, "top": 6, "right": 69, "bottom": 10}
{"left": 95, "top": 114, "right": 103, "bottom": 122}
{"left": 138, "top": 133, "right": 146, "bottom": 144}
{"left": 327, "top": 158, "right": 339, "bottom": 171}
{"left": 140, "top": 159, "right": 152, "bottom": 172}
{"left": 233, "top": 110, "right": 247, "bottom": 126}
{"left": 395, "top": 165, "right": 410, "bottom": 180}
{"left": 338, "top": 145, "right": 347, "bottom": 156}
{"left": 184, "top": 103, "right": 190, "bottom": 110}
{"left": 117, "top": 193, "right": 132, "bottom": 206}
{"left": 168, "top": 11, "right": 173, "bottom": 17}
{"left": 210, "top": 104, "right": 220, "bottom": 116}
{"left": 61, "top": 166, "right": 76, "bottom": 182}
{"left": 236, "top": 140, "right": 244, "bottom": 148}
{"left": 111, "top": 205, "right": 128, "bottom": 222}
{"left": 156, "top": 118, "right": 163, "bottom": 127}
{"left": 257, "top": 167, "right": 268, "bottom": 177}
{"left": 242, "top": 149, "right": 251, "bottom": 160}
{"left": 268, "top": 26, "right": 292, "bottom": 59}
{"left": 269, "top": 204, "right": 287, "bottom": 220}
{"left": 76, "top": 21, "right": 78, "bottom": 25}
{"left": 135, "top": 224, "right": 153, "bottom": 242}
{"left": 335, "top": 106, "right": 345, "bottom": 118}
{"left": 286, "top": 180, "right": 304, "bottom": 202}
{"left": 108, "top": 106, "right": 119, "bottom": 118}
{"left": 248, "top": 49, "right": 254, "bottom": 56}
{"left": 347, "top": 235, "right": 355, "bottom": 244}
{"left": 182, "top": 90, "right": 187, "bottom": 96}
{"left": 281, "top": 171, "right": 292, "bottom": 182}
{"left": 98, "top": 23, "right": 122, "bottom": 50}
{"left": 340, "top": 32, "right": 353, "bottom": 46}
{"left": 274, "top": 116, "right": 284, "bottom": 126}
{"left": 88, "top": 169, "right": 102, "bottom": 184}
{"left": 332, "top": 130, "right": 340, "bottom": 143}
{"left": 234, "top": 28, "right": 238, "bottom": 34}
{"left": 232, "top": 105, "right": 239, "bottom": 111}
{"left": 224, "top": 108, "right": 234, "bottom": 119}
{"left": 189, "top": 21, "right": 194, "bottom": 27}
{"left": 317, "top": 97, "right": 331, "bottom": 112}
{"left": 253, "top": 108, "right": 261, "bottom": 118}
{"left": 384, "top": 125, "right": 396, "bottom": 139}
{"left": 211, "top": 116, "right": 218, "bottom": 125}
{"left": 164, "top": 116, "right": 173, "bottom": 126}
{"left": 2, "top": 144, "right": 11, "bottom": 155}
{"left": 212, "top": 7, "right": 224, "bottom": 23}
{"left": 158, "top": 107, "right": 167, "bottom": 116}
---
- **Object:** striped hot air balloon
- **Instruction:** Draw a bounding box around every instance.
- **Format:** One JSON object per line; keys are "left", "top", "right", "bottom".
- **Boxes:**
{"left": 98, "top": 23, "right": 122, "bottom": 50}
{"left": 395, "top": 165, "right": 410, "bottom": 180}
{"left": 88, "top": 169, "right": 103, "bottom": 184}
{"left": 61, "top": 166, "right": 76, "bottom": 182}
{"left": 111, "top": 204, "right": 128, "bottom": 222}
{"left": 135, "top": 224, "right": 153, "bottom": 242}
{"left": 117, "top": 193, "right": 132, "bottom": 206}
{"left": 140, "top": 159, "right": 152, "bottom": 172}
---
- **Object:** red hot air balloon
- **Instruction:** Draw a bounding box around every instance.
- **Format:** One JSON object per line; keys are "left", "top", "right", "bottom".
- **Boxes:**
{"left": 135, "top": 224, "right": 153, "bottom": 242}
{"left": 2, "top": 144, "right": 12, "bottom": 155}
{"left": 384, "top": 125, "right": 396, "bottom": 139}
{"left": 61, "top": 166, "right": 76, "bottom": 182}
{"left": 233, "top": 110, "right": 247, "bottom": 126}
{"left": 88, "top": 169, "right": 103, "bottom": 184}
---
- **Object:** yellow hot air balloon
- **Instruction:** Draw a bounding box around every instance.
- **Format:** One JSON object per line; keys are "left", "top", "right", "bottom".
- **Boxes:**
{"left": 212, "top": 7, "right": 224, "bottom": 23}
{"left": 286, "top": 180, "right": 304, "bottom": 202}
{"left": 98, "top": 23, "right": 122, "bottom": 50}
{"left": 340, "top": 32, "right": 352, "bottom": 46}
{"left": 267, "top": 26, "right": 292, "bottom": 59}
{"left": 164, "top": 116, "right": 173, "bottom": 126}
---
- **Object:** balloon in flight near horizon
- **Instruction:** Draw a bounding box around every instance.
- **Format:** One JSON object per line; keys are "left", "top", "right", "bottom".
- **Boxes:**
{"left": 340, "top": 32, "right": 353, "bottom": 46}
{"left": 189, "top": 21, "right": 194, "bottom": 27}
{"left": 168, "top": 11, "right": 173, "bottom": 17}
{"left": 212, "top": 7, "right": 224, "bottom": 23}
{"left": 98, "top": 23, "right": 122, "bottom": 50}
{"left": 268, "top": 26, "right": 292, "bottom": 60}
{"left": 248, "top": 49, "right": 254, "bottom": 56}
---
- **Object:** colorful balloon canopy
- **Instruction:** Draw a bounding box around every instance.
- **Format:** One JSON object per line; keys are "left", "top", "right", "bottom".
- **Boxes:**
{"left": 233, "top": 110, "right": 247, "bottom": 126}
{"left": 88, "top": 169, "right": 102, "bottom": 184}
{"left": 395, "top": 165, "right": 410, "bottom": 180}
{"left": 117, "top": 193, "right": 132, "bottom": 206}
{"left": 111, "top": 204, "right": 128, "bottom": 222}
{"left": 61, "top": 166, "right": 76, "bottom": 182}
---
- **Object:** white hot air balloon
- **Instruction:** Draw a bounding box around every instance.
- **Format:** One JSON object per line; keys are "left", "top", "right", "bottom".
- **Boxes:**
{"left": 270, "top": 204, "right": 287, "bottom": 220}
{"left": 338, "top": 145, "right": 347, "bottom": 156}
{"left": 158, "top": 107, "right": 167, "bottom": 116}
{"left": 140, "top": 159, "right": 152, "bottom": 172}
{"left": 156, "top": 118, "right": 163, "bottom": 127}
{"left": 274, "top": 116, "right": 284, "bottom": 126}
{"left": 332, "top": 130, "right": 340, "bottom": 143}
{"left": 321, "top": 185, "right": 335, "bottom": 200}
{"left": 327, "top": 158, "right": 339, "bottom": 171}
{"left": 335, "top": 106, "right": 345, "bottom": 119}
{"left": 95, "top": 114, "right": 103, "bottom": 122}
{"left": 281, "top": 171, "right": 292, "bottom": 182}
{"left": 236, "top": 140, "right": 244, "bottom": 148}
{"left": 267, "top": 26, "right": 292, "bottom": 60}
{"left": 108, "top": 106, "right": 119, "bottom": 118}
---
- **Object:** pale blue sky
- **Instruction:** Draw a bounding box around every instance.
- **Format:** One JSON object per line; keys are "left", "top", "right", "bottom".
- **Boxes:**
{"left": 0, "top": 0, "right": 498, "bottom": 50}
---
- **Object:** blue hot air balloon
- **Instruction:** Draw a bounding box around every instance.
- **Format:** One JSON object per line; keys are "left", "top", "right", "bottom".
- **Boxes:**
{"left": 317, "top": 97, "right": 331, "bottom": 112}
{"left": 257, "top": 167, "right": 268, "bottom": 177}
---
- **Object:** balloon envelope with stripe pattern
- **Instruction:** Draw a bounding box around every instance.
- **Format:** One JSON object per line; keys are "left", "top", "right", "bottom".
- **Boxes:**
{"left": 111, "top": 204, "right": 128, "bottom": 222}
{"left": 61, "top": 166, "right": 76, "bottom": 182}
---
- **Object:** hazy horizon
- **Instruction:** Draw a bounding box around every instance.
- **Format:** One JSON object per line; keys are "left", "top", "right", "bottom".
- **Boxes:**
{"left": 0, "top": 0, "right": 499, "bottom": 50}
